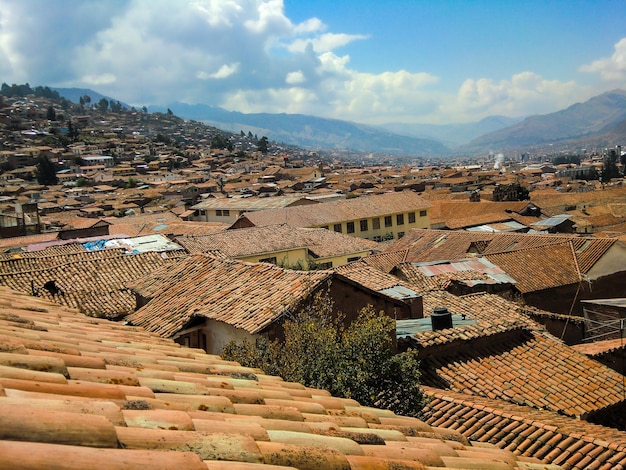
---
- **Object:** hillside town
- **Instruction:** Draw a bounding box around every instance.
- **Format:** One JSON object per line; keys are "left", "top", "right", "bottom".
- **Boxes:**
{"left": 1, "top": 88, "right": 626, "bottom": 469}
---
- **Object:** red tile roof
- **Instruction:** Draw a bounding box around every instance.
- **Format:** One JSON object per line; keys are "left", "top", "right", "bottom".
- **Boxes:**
{"left": 387, "top": 228, "right": 619, "bottom": 276}
{"left": 127, "top": 254, "right": 333, "bottom": 336}
{"left": 234, "top": 191, "right": 431, "bottom": 228}
{"left": 404, "top": 318, "right": 626, "bottom": 418}
{"left": 0, "top": 286, "right": 549, "bottom": 469}
{"left": 175, "top": 224, "right": 379, "bottom": 259}
{"left": 484, "top": 242, "right": 581, "bottom": 293}
{"left": 0, "top": 249, "right": 176, "bottom": 318}
{"left": 421, "top": 387, "right": 626, "bottom": 470}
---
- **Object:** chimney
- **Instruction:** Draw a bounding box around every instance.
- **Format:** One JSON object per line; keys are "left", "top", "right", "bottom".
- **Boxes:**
{"left": 431, "top": 307, "right": 453, "bottom": 331}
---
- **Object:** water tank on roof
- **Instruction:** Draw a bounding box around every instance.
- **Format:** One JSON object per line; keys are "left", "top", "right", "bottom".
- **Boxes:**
{"left": 431, "top": 307, "right": 453, "bottom": 331}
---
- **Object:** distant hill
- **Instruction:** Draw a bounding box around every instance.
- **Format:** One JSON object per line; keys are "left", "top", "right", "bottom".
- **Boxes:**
{"left": 459, "top": 89, "right": 626, "bottom": 153}
{"left": 52, "top": 87, "right": 131, "bottom": 109}
{"left": 149, "top": 103, "right": 451, "bottom": 157}
{"left": 379, "top": 115, "right": 524, "bottom": 148}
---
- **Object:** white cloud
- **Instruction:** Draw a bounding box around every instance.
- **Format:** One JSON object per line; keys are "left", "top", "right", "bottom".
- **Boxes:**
{"left": 197, "top": 63, "right": 240, "bottom": 80}
{"left": 580, "top": 37, "right": 626, "bottom": 82}
{"left": 454, "top": 72, "right": 592, "bottom": 121}
{"left": 286, "top": 70, "right": 305, "bottom": 85}
{"left": 293, "top": 17, "right": 325, "bottom": 34}
{"left": 287, "top": 33, "right": 369, "bottom": 54}
{"left": 0, "top": 0, "right": 612, "bottom": 125}
{"left": 80, "top": 73, "right": 117, "bottom": 85}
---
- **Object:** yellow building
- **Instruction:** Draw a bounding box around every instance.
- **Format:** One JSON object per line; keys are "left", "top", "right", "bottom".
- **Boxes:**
{"left": 231, "top": 191, "right": 431, "bottom": 241}
{"left": 190, "top": 195, "right": 318, "bottom": 224}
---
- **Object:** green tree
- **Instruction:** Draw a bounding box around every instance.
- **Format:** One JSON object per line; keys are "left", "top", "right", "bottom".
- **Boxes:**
{"left": 601, "top": 149, "right": 620, "bottom": 182}
{"left": 110, "top": 100, "right": 123, "bottom": 113}
{"left": 257, "top": 136, "right": 269, "bottom": 154}
{"left": 75, "top": 177, "right": 91, "bottom": 187}
{"left": 97, "top": 97, "right": 109, "bottom": 112}
{"left": 222, "top": 293, "right": 428, "bottom": 417}
{"left": 67, "top": 120, "right": 80, "bottom": 142}
{"left": 36, "top": 155, "right": 58, "bottom": 185}
{"left": 46, "top": 105, "right": 56, "bottom": 121}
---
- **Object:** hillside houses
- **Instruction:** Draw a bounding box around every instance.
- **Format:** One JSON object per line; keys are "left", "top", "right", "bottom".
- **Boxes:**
{"left": 2, "top": 91, "right": 626, "bottom": 468}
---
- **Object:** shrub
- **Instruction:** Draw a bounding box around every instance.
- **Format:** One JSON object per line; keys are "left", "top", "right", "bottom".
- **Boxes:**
{"left": 222, "top": 293, "right": 428, "bottom": 416}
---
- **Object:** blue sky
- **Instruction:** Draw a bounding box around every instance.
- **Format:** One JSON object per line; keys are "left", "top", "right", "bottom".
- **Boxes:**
{"left": 1, "top": 0, "right": 624, "bottom": 125}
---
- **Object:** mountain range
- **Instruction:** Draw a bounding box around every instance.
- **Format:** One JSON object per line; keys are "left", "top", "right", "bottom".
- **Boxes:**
{"left": 148, "top": 103, "right": 451, "bottom": 157}
{"left": 52, "top": 87, "right": 626, "bottom": 157}
{"left": 459, "top": 89, "right": 626, "bottom": 154}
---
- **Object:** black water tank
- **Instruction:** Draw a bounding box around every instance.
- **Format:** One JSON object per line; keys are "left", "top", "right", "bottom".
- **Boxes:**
{"left": 431, "top": 307, "right": 453, "bottom": 331}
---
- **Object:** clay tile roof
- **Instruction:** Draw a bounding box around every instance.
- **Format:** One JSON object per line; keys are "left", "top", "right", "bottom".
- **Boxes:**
{"left": 403, "top": 293, "right": 626, "bottom": 419}
{"left": 0, "top": 286, "right": 553, "bottom": 469}
{"left": 571, "top": 338, "right": 626, "bottom": 357}
{"left": 175, "top": 224, "right": 378, "bottom": 259}
{"left": 334, "top": 261, "right": 418, "bottom": 295}
{"left": 127, "top": 254, "right": 334, "bottom": 336}
{"left": 484, "top": 242, "right": 581, "bottom": 293}
{"left": 0, "top": 249, "right": 176, "bottom": 318}
{"left": 387, "top": 228, "right": 619, "bottom": 276}
{"left": 236, "top": 191, "right": 432, "bottom": 228}
{"left": 428, "top": 200, "right": 536, "bottom": 228}
{"left": 361, "top": 249, "right": 408, "bottom": 273}
{"left": 421, "top": 387, "right": 626, "bottom": 470}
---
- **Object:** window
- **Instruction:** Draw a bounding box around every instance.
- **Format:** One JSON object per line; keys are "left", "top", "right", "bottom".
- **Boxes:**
{"left": 384, "top": 216, "right": 392, "bottom": 227}
{"left": 259, "top": 256, "right": 277, "bottom": 264}
{"left": 396, "top": 214, "right": 404, "bottom": 225}
{"left": 372, "top": 217, "right": 380, "bottom": 230}
{"left": 398, "top": 232, "right": 405, "bottom": 238}
{"left": 347, "top": 256, "right": 361, "bottom": 262}
{"left": 372, "top": 236, "right": 382, "bottom": 242}
{"left": 215, "top": 209, "right": 222, "bottom": 216}
{"left": 223, "top": 210, "right": 230, "bottom": 216}
{"left": 318, "top": 261, "right": 333, "bottom": 269}
{"left": 334, "top": 223, "right": 342, "bottom": 233}
{"left": 419, "top": 210, "right": 427, "bottom": 217}
{"left": 408, "top": 212, "right": 416, "bottom": 223}
{"left": 360, "top": 219, "right": 368, "bottom": 232}
{"left": 347, "top": 221, "right": 355, "bottom": 233}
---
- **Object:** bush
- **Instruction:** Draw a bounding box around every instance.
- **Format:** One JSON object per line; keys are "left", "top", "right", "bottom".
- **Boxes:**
{"left": 222, "top": 293, "right": 428, "bottom": 417}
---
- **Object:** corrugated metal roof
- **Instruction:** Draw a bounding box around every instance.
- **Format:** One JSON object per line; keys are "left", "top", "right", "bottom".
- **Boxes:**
{"left": 379, "top": 285, "right": 420, "bottom": 300}
{"left": 581, "top": 298, "right": 626, "bottom": 308}
{"left": 531, "top": 214, "right": 572, "bottom": 227}
{"left": 104, "top": 234, "right": 183, "bottom": 253}
{"left": 396, "top": 314, "right": 477, "bottom": 337}
{"left": 412, "top": 258, "right": 517, "bottom": 285}
{"left": 465, "top": 221, "right": 527, "bottom": 232}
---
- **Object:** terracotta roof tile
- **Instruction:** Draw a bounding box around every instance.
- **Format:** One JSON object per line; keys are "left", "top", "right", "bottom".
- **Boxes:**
{"left": 386, "top": 228, "right": 619, "bottom": 276}
{"left": 236, "top": 191, "right": 431, "bottom": 228}
{"left": 0, "top": 286, "right": 549, "bottom": 468}
{"left": 403, "top": 304, "right": 626, "bottom": 417}
{"left": 127, "top": 254, "right": 333, "bottom": 336}
{"left": 176, "top": 223, "right": 378, "bottom": 259}
{"left": 422, "top": 387, "right": 626, "bottom": 470}
{"left": 0, "top": 249, "right": 177, "bottom": 318}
